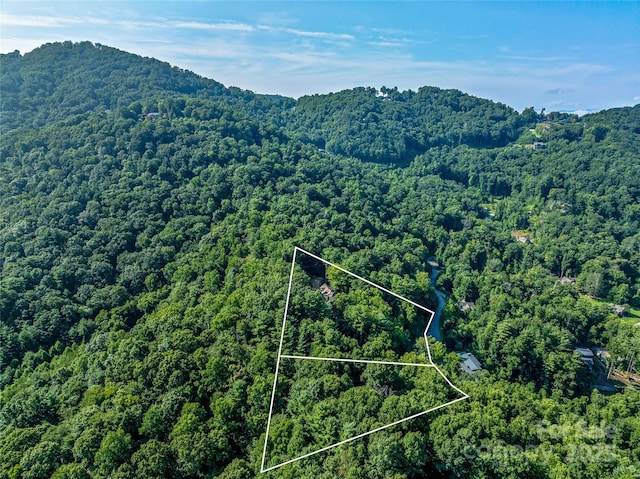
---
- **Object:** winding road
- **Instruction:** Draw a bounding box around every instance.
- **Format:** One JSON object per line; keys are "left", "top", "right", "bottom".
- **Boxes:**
{"left": 426, "top": 267, "right": 446, "bottom": 341}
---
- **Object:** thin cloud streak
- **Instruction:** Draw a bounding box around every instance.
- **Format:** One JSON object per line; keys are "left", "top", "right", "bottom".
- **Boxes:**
{"left": 258, "top": 25, "right": 355, "bottom": 42}
{"left": 1, "top": 11, "right": 355, "bottom": 44}
{"left": 0, "top": 12, "right": 84, "bottom": 27}
{"left": 368, "top": 41, "right": 407, "bottom": 48}
{"left": 172, "top": 21, "right": 255, "bottom": 32}
{"left": 499, "top": 55, "right": 571, "bottom": 62}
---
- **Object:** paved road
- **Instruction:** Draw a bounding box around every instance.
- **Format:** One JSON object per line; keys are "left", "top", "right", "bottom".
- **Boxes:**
{"left": 427, "top": 267, "right": 445, "bottom": 341}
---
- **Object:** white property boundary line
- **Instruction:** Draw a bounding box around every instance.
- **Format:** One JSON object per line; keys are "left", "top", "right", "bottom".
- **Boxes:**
{"left": 281, "top": 354, "right": 437, "bottom": 368}
{"left": 260, "top": 246, "right": 469, "bottom": 473}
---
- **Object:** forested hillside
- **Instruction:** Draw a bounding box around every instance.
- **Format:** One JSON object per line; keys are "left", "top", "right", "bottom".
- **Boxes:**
{"left": 1, "top": 41, "right": 639, "bottom": 479}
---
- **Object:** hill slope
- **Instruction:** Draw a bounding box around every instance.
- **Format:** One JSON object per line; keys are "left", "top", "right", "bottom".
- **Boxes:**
{"left": 1, "top": 42, "right": 639, "bottom": 479}
{"left": 0, "top": 41, "right": 293, "bottom": 134}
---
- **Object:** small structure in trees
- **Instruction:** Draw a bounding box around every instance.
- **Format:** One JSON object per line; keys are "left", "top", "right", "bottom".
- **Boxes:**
{"left": 319, "top": 283, "right": 334, "bottom": 302}
{"left": 610, "top": 304, "right": 626, "bottom": 316}
{"left": 575, "top": 347, "right": 595, "bottom": 369}
{"left": 311, "top": 276, "right": 335, "bottom": 302}
{"left": 458, "top": 301, "right": 476, "bottom": 313}
{"left": 459, "top": 352, "right": 482, "bottom": 374}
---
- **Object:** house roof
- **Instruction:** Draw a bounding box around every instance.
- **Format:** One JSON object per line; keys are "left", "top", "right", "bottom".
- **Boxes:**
{"left": 611, "top": 304, "right": 626, "bottom": 315}
{"left": 319, "top": 283, "right": 334, "bottom": 301}
{"left": 576, "top": 347, "right": 594, "bottom": 358}
{"left": 459, "top": 301, "right": 476, "bottom": 312}
{"left": 460, "top": 352, "right": 482, "bottom": 372}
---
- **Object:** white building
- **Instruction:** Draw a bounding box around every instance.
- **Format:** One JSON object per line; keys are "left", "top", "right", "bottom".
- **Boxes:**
{"left": 460, "top": 352, "right": 483, "bottom": 374}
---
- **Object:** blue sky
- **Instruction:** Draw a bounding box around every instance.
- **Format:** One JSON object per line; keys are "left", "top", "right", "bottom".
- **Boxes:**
{"left": 1, "top": 1, "right": 639, "bottom": 113}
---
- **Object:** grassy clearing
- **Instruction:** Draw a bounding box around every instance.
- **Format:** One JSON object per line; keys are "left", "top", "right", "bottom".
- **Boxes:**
{"left": 582, "top": 295, "right": 640, "bottom": 326}
{"left": 480, "top": 201, "right": 498, "bottom": 215}
{"left": 621, "top": 305, "right": 640, "bottom": 326}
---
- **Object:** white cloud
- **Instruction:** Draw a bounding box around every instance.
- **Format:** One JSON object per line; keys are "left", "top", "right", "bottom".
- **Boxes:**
{"left": 171, "top": 21, "right": 254, "bottom": 32}
{"left": 0, "top": 12, "right": 82, "bottom": 27}
{"left": 367, "top": 36, "right": 419, "bottom": 48}
{"left": 568, "top": 109, "right": 599, "bottom": 117}
{"left": 258, "top": 25, "right": 355, "bottom": 42}
{"left": 500, "top": 55, "right": 570, "bottom": 62}
{"left": 368, "top": 41, "right": 406, "bottom": 48}
{"left": 282, "top": 28, "right": 354, "bottom": 41}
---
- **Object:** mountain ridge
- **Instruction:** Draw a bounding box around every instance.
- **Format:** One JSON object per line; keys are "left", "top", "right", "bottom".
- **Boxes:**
{"left": 5, "top": 42, "right": 637, "bottom": 167}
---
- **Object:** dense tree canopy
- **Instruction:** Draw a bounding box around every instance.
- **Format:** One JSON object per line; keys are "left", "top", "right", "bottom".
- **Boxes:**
{"left": 1, "top": 42, "right": 639, "bottom": 478}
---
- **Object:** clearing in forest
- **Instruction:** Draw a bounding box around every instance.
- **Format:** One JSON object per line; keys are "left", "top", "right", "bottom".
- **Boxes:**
{"left": 261, "top": 247, "right": 468, "bottom": 473}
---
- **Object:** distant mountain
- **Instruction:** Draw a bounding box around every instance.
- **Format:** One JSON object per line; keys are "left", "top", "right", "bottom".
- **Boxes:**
{"left": 291, "top": 86, "right": 530, "bottom": 164}
{"left": 0, "top": 41, "right": 292, "bottom": 134}
{"left": 3, "top": 41, "right": 533, "bottom": 164}
{"left": 15, "top": 42, "right": 637, "bottom": 168}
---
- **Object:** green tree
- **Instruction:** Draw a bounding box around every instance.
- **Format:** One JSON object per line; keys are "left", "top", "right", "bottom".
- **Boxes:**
{"left": 94, "top": 430, "right": 135, "bottom": 477}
